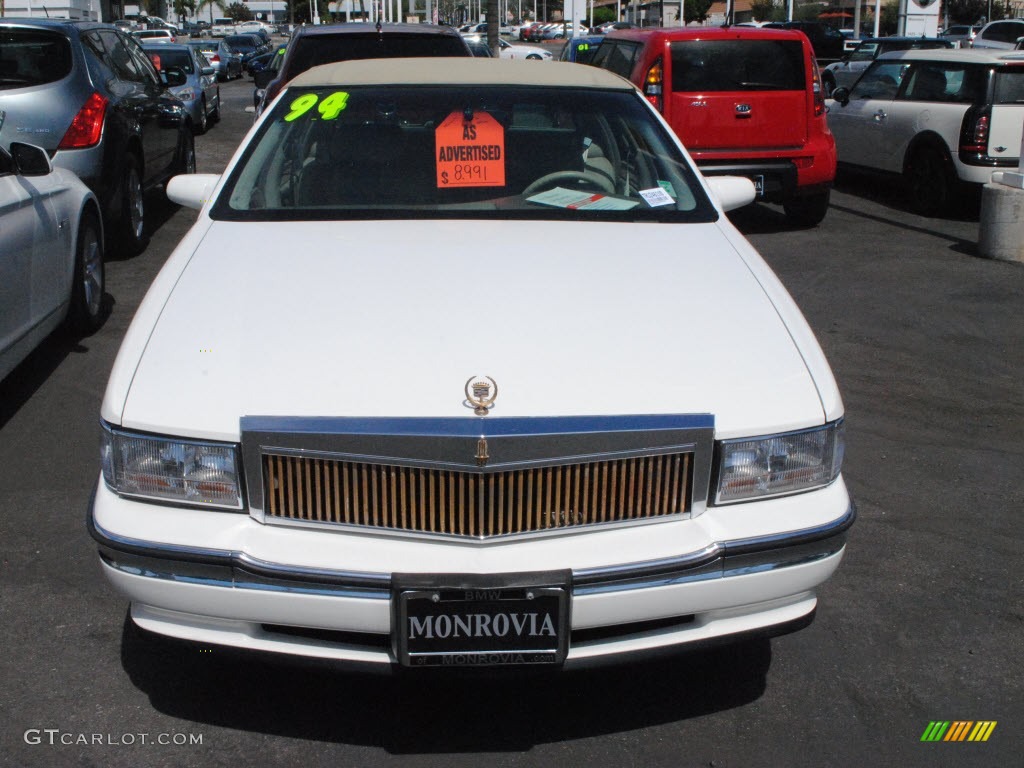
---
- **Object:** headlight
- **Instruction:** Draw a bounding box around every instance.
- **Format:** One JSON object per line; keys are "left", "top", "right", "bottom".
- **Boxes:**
{"left": 171, "top": 86, "right": 198, "bottom": 101}
{"left": 100, "top": 423, "right": 243, "bottom": 510}
{"left": 714, "top": 420, "right": 844, "bottom": 504}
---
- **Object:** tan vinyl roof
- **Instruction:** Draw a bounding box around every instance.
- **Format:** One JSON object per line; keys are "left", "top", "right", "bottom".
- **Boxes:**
{"left": 289, "top": 57, "right": 636, "bottom": 90}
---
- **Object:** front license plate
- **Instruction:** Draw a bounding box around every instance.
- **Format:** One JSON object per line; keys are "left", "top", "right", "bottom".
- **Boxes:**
{"left": 753, "top": 175, "right": 765, "bottom": 197}
{"left": 394, "top": 573, "right": 569, "bottom": 668}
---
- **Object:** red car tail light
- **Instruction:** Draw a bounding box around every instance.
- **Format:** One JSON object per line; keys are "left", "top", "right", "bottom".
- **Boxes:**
{"left": 959, "top": 106, "right": 990, "bottom": 155}
{"left": 210, "top": 54, "right": 221, "bottom": 63}
{"left": 644, "top": 58, "right": 664, "bottom": 112}
{"left": 58, "top": 92, "right": 109, "bottom": 149}
{"left": 810, "top": 58, "right": 825, "bottom": 117}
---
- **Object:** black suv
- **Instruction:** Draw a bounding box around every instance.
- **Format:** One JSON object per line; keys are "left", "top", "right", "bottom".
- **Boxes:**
{"left": 0, "top": 19, "right": 195, "bottom": 256}
{"left": 763, "top": 21, "right": 846, "bottom": 62}
{"left": 254, "top": 23, "right": 472, "bottom": 114}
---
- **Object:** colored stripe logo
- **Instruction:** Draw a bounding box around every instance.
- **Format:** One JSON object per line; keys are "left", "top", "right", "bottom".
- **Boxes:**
{"left": 921, "top": 721, "right": 997, "bottom": 742}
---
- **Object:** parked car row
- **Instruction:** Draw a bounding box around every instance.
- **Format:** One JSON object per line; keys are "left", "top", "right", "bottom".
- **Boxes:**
{"left": 0, "top": 17, "right": 213, "bottom": 385}
{"left": 462, "top": 34, "right": 553, "bottom": 60}
{"left": 142, "top": 43, "right": 221, "bottom": 134}
{"left": 820, "top": 36, "right": 954, "bottom": 96}
{"left": 0, "top": 18, "right": 196, "bottom": 258}
{"left": 519, "top": 21, "right": 590, "bottom": 42}
{"left": 188, "top": 38, "right": 245, "bottom": 81}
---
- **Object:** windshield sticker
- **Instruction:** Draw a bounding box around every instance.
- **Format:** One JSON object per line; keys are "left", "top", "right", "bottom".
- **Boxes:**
{"left": 435, "top": 110, "right": 506, "bottom": 188}
{"left": 639, "top": 186, "right": 675, "bottom": 207}
{"left": 526, "top": 187, "right": 639, "bottom": 211}
{"left": 283, "top": 91, "right": 350, "bottom": 122}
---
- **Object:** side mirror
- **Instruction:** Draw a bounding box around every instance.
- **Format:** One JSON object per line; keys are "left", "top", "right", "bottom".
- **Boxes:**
{"left": 706, "top": 175, "right": 756, "bottom": 212}
{"left": 831, "top": 86, "right": 851, "bottom": 106}
{"left": 167, "top": 173, "right": 220, "bottom": 210}
{"left": 253, "top": 69, "right": 276, "bottom": 89}
{"left": 9, "top": 142, "right": 53, "bottom": 176}
{"left": 201, "top": 66, "right": 215, "bottom": 76}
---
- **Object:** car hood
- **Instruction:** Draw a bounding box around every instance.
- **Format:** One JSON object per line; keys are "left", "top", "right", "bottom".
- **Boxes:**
{"left": 115, "top": 219, "right": 830, "bottom": 441}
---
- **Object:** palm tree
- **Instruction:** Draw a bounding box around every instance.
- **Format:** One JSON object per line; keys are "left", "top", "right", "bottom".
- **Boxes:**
{"left": 174, "top": 0, "right": 198, "bottom": 24}
{"left": 197, "top": 0, "right": 227, "bottom": 23}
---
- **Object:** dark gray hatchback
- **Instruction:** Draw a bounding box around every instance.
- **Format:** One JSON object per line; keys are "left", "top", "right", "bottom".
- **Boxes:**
{"left": 254, "top": 23, "right": 472, "bottom": 114}
{"left": 0, "top": 19, "right": 195, "bottom": 256}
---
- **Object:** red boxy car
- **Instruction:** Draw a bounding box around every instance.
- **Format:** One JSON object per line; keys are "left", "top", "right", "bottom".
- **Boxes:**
{"left": 593, "top": 27, "right": 837, "bottom": 226}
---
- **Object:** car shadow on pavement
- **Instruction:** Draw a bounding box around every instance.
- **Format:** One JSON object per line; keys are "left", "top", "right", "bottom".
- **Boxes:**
{"left": 0, "top": 297, "right": 114, "bottom": 430}
{"left": 121, "top": 614, "right": 771, "bottom": 751}
{"left": 832, "top": 166, "right": 982, "bottom": 222}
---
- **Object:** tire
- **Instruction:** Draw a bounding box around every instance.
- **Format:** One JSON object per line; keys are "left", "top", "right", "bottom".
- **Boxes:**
{"left": 783, "top": 190, "right": 831, "bottom": 227}
{"left": 115, "top": 153, "right": 147, "bottom": 256}
{"left": 194, "top": 98, "right": 208, "bottom": 135}
{"left": 822, "top": 72, "right": 836, "bottom": 98}
{"left": 210, "top": 89, "right": 221, "bottom": 124}
{"left": 176, "top": 129, "right": 196, "bottom": 175}
{"left": 905, "top": 144, "right": 956, "bottom": 216}
{"left": 67, "top": 209, "right": 105, "bottom": 334}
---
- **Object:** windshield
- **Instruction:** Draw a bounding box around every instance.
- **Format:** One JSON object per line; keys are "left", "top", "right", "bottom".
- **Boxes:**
{"left": 212, "top": 84, "right": 716, "bottom": 223}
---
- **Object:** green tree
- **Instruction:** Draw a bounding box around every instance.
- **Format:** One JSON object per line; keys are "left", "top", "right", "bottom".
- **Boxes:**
{"left": 683, "top": 0, "right": 713, "bottom": 24}
{"left": 879, "top": 0, "right": 898, "bottom": 34}
{"left": 592, "top": 6, "right": 616, "bottom": 24}
{"left": 173, "top": 0, "right": 197, "bottom": 24}
{"left": 750, "top": 0, "right": 776, "bottom": 21}
{"left": 226, "top": 1, "right": 254, "bottom": 20}
{"left": 944, "top": 0, "right": 985, "bottom": 23}
{"left": 794, "top": 2, "right": 823, "bottom": 21}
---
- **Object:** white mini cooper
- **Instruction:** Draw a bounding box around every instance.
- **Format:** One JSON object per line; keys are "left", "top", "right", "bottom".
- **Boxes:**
{"left": 91, "top": 58, "right": 853, "bottom": 671}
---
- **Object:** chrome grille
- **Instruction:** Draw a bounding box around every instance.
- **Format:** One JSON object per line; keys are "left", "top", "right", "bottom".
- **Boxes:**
{"left": 262, "top": 452, "right": 692, "bottom": 538}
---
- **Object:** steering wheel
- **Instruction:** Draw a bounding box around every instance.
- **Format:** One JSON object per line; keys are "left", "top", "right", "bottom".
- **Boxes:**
{"left": 522, "top": 170, "right": 616, "bottom": 197}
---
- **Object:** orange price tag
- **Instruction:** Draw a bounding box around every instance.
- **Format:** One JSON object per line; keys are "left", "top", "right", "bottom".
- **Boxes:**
{"left": 435, "top": 110, "right": 506, "bottom": 188}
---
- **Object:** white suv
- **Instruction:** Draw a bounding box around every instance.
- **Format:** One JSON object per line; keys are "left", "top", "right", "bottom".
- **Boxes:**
{"left": 972, "top": 19, "right": 1024, "bottom": 51}
{"left": 827, "top": 49, "right": 1024, "bottom": 215}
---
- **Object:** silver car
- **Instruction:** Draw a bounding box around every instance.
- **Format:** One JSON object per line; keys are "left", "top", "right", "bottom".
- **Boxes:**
{"left": 0, "top": 142, "right": 105, "bottom": 382}
{"left": 142, "top": 43, "right": 220, "bottom": 134}
{"left": 187, "top": 38, "right": 243, "bottom": 81}
{"left": 0, "top": 19, "right": 196, "bottom": 256}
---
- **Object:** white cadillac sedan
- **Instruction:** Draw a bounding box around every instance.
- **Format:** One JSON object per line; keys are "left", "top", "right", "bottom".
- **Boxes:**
{"left": 1, "top": 142, "right": 104, "bottom": 383}
{"left": 92, "top": 59, "right": 854, "bottom": 671}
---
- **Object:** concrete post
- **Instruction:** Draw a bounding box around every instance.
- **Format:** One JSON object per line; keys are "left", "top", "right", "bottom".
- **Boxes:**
{"left": 977, "top": 121, "right": 1024, "bottom": 265}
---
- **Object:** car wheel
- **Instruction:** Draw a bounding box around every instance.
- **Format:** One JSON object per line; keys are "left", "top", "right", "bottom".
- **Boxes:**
{"left": 115, "top": 153, "right": 147, "bottom": 256}
{"left": 210, "top": 89, "right": 221, "bottom": 123}
{"left": 782, "top": 190, "right": 830, "bottom": 227}
{"left": 822, "top": 72, "right": 836, "bottom": 97}
{"left": 67, "top": 209, "right": 105, "bottom": 334}
{"left": 905, "top": 145, "right": 956, "bottom": 216}
{"left": 527, "top": 53, "right": 542, "bottom": 60}
{"left": 195, "top": 98, "right": 208, "bottom": 134}
{"left": 177, "top": 129, "right": 197, "bottom": 175}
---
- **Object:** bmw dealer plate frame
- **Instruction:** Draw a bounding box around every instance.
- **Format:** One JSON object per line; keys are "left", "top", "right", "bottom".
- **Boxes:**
{"left": 393, "top": 571, "right": 571, "bottom": 668}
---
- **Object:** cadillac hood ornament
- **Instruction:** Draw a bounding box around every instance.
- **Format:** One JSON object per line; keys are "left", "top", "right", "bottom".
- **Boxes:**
{"left": 465, "top": 375, "right": 498, "bottom": 416}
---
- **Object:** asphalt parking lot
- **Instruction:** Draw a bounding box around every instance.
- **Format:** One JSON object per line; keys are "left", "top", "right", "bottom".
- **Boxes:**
{"left": 1, "top": 74, "right": 1020, "bottom": 768}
